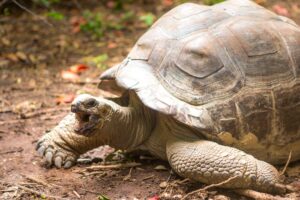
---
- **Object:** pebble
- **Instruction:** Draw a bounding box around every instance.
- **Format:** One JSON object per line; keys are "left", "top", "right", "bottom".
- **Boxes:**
{"left": 159, "top": 181, "right": 168, "bottom": 188}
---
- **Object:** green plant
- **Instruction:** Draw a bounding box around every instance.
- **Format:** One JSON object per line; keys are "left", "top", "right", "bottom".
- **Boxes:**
{"left": 3, "top": 7, "right": 10, "bottom": 16}
{"left": 33, "top": 0, "right": 60, "bottom": 7}
{"left": 203, "top": 0, "right": 225, "bottom": 5}
{"left": 98, "top": 194, "right": 110, "bottom": 200}
{"left": 46, "top": 11, "right": 64, "bottom": 20}
{"left": 80, "top": 11, "right": 106, "bottom": 38}
{"left": 80, "top": 10, "right": 136, "bottom": 38}
{"left": 139, "top": 13, "right": 155, "bottom": 26}
{"left": 93, "top": 54, "right": 109, "bottom": 69}
{"left": 108, "top": 0, "right": 134, "bottom": 11}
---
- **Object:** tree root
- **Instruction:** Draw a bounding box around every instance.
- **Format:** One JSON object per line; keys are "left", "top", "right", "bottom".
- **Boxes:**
{"left": 181, "top": 175, "right": 238, "bottom": 200}
{"left": 234, "top": 189, "right": 290, "bottom": 200}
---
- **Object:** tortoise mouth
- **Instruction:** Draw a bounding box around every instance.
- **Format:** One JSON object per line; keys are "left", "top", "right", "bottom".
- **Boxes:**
{"left": 74, "top": 112, "right": 100, "bottom": 136}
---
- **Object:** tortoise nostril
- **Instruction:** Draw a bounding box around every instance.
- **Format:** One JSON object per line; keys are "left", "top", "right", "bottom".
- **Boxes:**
{"left": 71, "top": 104, "right": 78, "bottom": 113}
{"left": 86, "top": 98, "right": 97, "bottom": 108}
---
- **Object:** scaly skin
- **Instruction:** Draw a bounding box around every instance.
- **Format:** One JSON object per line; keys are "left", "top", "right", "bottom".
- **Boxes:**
{"left": 37, "top": 94, "right": 288, "bottom": 194}
{"left": 36, "top": 113, "right": 104, "bottom": 168}
{"left": 166, "top": 139, "right": 286, "bottom": 193}
{"left": 37, "top": 94, "right": 154, "bottom": 168}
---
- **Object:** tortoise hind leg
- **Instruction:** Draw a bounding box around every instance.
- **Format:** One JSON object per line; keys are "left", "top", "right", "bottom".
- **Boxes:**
{"left": 166, "top": 138, "right": 287, "bottom": 194}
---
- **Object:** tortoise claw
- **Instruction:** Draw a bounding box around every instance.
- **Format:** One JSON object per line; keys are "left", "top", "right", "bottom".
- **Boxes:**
{"left": 54, "top": 156, "right": 63, "bottom": 168}
{"left": 64, "top": 161, "right": 73, "bottom": 169}
{"left": 36, "top": 135, "right": 78, "bottom": 169}
{"left": 37, "top": 146, "right": 46, "bottom": 156}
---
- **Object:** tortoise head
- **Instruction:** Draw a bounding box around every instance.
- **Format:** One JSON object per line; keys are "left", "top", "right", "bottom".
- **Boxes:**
{"left": 71, "top": 94, "right": 114, "bottom": 136}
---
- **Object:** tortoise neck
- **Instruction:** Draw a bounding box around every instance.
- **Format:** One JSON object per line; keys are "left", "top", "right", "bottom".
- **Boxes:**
{"left": 104, "top": 96, "right": 156, "bottom": 151}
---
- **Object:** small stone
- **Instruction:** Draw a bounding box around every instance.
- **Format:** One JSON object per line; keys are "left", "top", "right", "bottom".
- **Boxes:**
{"left": 154, "top": 165, "right": 168, "bottom": 171}
{"left": 161, "top": 192, "right": 171, "bottom": 198}
{"left": 159, "top": 181, "right": 168, "bottom": 188}
{"left": 214, "top": 194, "right": 230, "bottom": 200}
{"left": 172, "top": 194, "right": 183, "bottom": 199}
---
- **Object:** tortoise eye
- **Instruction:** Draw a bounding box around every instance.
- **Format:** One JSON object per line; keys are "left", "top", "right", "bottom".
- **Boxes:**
{"left": 100, "top": 107, "right": 109, "bottom": 116}
{"left": 86, "top": 98, "right": 97, "bottom": 107}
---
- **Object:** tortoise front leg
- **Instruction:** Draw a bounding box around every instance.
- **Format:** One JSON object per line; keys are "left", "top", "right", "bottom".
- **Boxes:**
{"left": 166, "top": 138, "right": 286, "bottom": 194}
{"left": 36, "top": 113, "right": 104, "bottom": 168}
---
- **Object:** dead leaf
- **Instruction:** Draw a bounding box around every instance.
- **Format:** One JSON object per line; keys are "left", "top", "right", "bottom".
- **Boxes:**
{"left": 290, "top": 181, "right": 300, "bottom": 190}
{"left": 286, "top": 165, "right": 300, "bottom": 177}
{"left": 0, "top": 59, "right": 9, "bottom": 68}
{"left": 6, "top": 53, "right": 19, "bottom": 62}
{"left": 13, "top": 101, "right": 42, "bottom": 114}
{"left": 154, "top": 165, "right": 168, "bottom": 171}
{"left": 273, "top": 4, "right": 290, "bottom": 17}
{"left": 106, "top": 1, "right": 115, "bottom": 9}
{"left": 1, "top": 38, "right": 10, "bottom": 46}
{"left": 162, "top": 0, "right": 173, "bottom": 6}
{"left": 70, "top": 16, "right": 86, "bottom": 34}
{"left": 69, "top": 64, "right": 89, "bottom": 73}
{"left": 148, "top": 195, "right": 159, "bottom": 200}
{"left": 16, "top": 52, "right": 27, "bottom": 61}
{"left": 107, "top": 42, "right": 117, "bottom": 49}
{"left": 292, "top": 3, "right": 300, "bottom": 14}
{"left": 61, "top": 70, "right": 79, "bottom": 80}
{"left": 55, "top": 94, "right": 75, "bottom": 104}
{"left": 29, "top": 54, "right": 38, "bottom": 64}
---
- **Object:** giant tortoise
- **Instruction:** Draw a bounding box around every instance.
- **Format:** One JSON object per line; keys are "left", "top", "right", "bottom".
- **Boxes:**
{"left": 36, "top": 0, "right": 300, "bottom": 194}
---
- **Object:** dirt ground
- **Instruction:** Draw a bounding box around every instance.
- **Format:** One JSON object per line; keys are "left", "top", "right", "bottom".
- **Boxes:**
{"left": 1, "top": 0, "right": 300, "bottom": 199}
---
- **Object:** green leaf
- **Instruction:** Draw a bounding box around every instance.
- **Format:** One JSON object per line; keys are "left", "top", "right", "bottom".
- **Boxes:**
{"left": 98, "top": 194, "right": 110, "bottom": 200}
{"left": 46, "top": 11, "right": 64, "bottom": 20}
{"left": 204, "top": 0, "right": 225, "bottom": 5}
{"left": 139, "top": 13, "right": 155, "bottom": 26}
{"left": 93, "top": 54, "right": 108, "bottom": 64}
{"left": 121, "top": 11, "right": 134, "bottom": 22}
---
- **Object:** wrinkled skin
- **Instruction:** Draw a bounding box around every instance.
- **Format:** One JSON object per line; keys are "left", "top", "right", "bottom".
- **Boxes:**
{"left": 37, "top": 93, "right": 291, "bottom": 194}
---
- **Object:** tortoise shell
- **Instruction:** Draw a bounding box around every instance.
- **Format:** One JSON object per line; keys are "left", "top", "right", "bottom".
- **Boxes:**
{"left": 101, "top": 0, "right": 300, "bottom": 146}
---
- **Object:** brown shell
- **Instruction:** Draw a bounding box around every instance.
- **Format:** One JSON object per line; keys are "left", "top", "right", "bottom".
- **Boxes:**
{"left": 101, "top": 0, "right": 300, "bottom": 144}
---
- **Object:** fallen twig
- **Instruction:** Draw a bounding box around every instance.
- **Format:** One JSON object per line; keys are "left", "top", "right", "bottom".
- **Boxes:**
{"left": 123, "top": 167, "right": 133, "bottom": 181}
{"left": 0, "top": 0, "right": 8, "bottom": 8}
{"left": 0, "top": 181, "right": 64, "bottom": 199}
{"left": 142, "top": 175, "right": 155, "bottom": 181}
{"left": 80, "top": 171, "right": 107, "bottom": 177}
{"left": 17, "top": 185, "right": 63, "bottom": 200}
{"left": 235, "top": 189, "right": 289, "bottom": 200}
{"left": 84, "top": 162, "right": 141, "bottom": 171}
{"left": 22, "top": 107, "right": 70, "bottom": 119}
{"left": 73, "top": 190, "right": 81, "bottom": 198}
{"left": 23, "top": 175, "right": 50, "bottom": 187}
{"left": 181, "top": 175, "right": 238, "bottom": 200}
{"left": 280, "top": 151, "right": 292, "bottom": 176}
{"left": 0, "top": 147, "right": 23, "bottom": 155}
{"left": 0, "top": 119, "right": 25, "bottom": 126}
{"left": 77, "top": 188, "right": 99, "bottom": 195}
{"left": 11, "top": 0, "right": 53, "bottom": 27}
{"left": 60, "top": 80, "right": 99, "bottom": 85}
{"left": 0, "top": 109, "right": 13, "bottom": 114}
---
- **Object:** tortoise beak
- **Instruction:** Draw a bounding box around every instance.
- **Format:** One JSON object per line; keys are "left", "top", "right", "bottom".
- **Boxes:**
{"left": 71, "top": 104, "right": 79, "bottom": 113}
